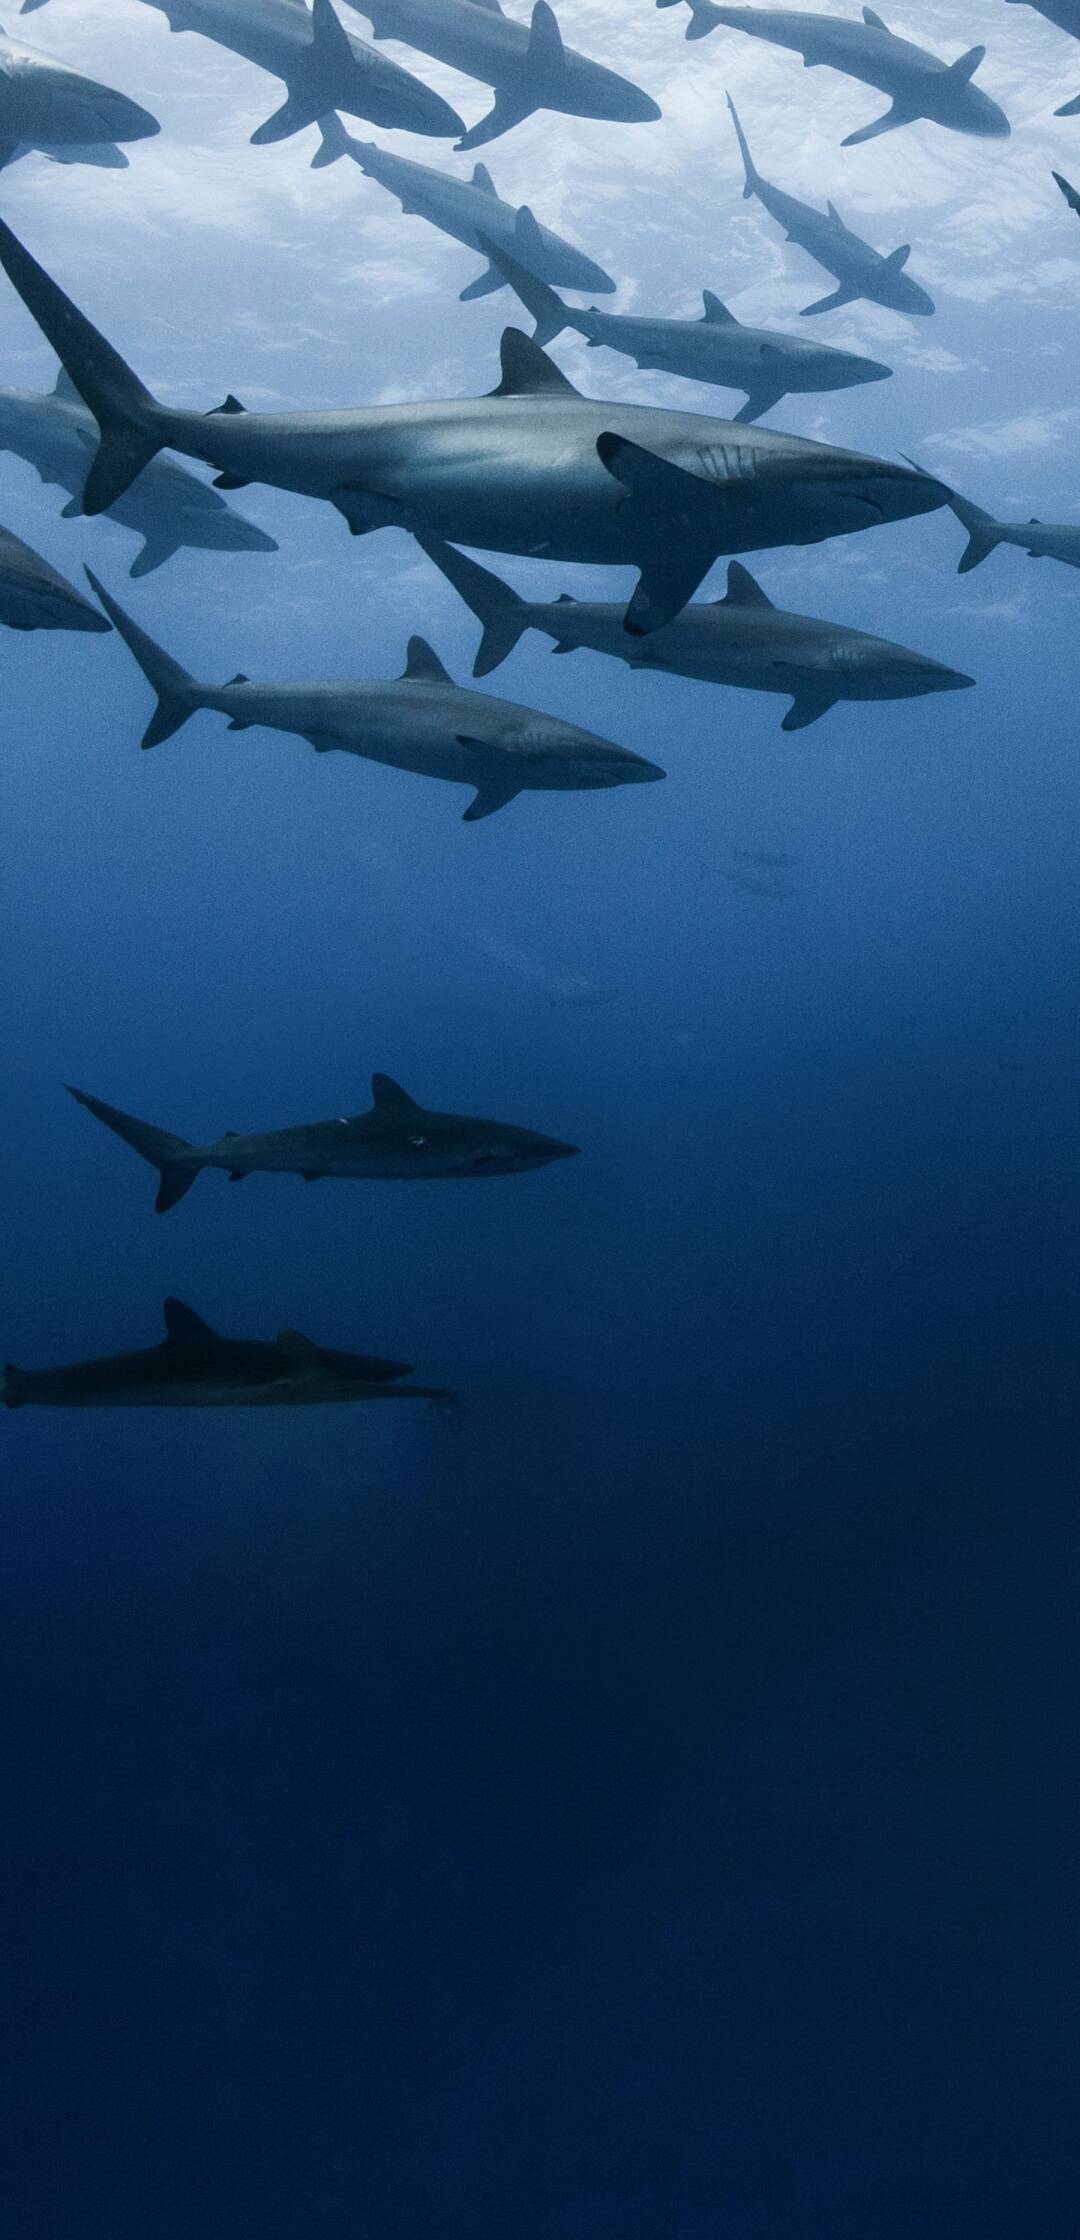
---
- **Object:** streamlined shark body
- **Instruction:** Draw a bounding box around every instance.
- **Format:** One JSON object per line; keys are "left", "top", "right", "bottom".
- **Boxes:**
{"left": 0, "top": 370, "right": 278, "bottom": 577}
{"left": 727, "top": 93, "right": 935, "bottom": 316}
{"left": 475, "top": 233, "right": 891, "bottom": 422}
{"left": 422, "top": 538, "right": 974, "bottom": 731}
{"left": 0, "top": 521, "right": 111, "bottom": 632}
{"left": 311, "top": 116, "right": 614, "bottom": 301}
{"left": 114, "top": 0, "right": 463, "bottom": 145}
{"left": 662, "top": 4, "right": 1008, "bottom": 145}
{"left": 345, "top": 0, "right": 661, "bottom": 149}
{"left": 0, "top": 20, "right": 159, "bottom": 166}
{"left": 67, "top": 1073, "right": 579, "bottom": 1210}
{"left": 86, "top": 571, "right": 662, "bottom": 819}
{"left": 2, "top": 1297, "right": 452, "bottom": 1408}
{"left": 0, "top": 218, "right": 948, "bottom": 634}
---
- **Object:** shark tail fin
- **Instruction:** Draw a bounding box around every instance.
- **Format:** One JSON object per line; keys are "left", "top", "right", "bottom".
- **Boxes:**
{"left": 83, "top": 570, "right": 207, "bottom": 745}
{"left": 0, "top": 218, "right": 166, "bottom": 512}
{"left": 65, "top": 1085, "right": 201, "bottom": 1213}
{"left": 949, "top": 493, "right": 1002, "bottom": 574}
{"left": 475, "top": 234, "right": 570, "bottom": 345}
{"left": 725, "top": 94, "right": 760, "bottom": 198}
{"left": 310, "top": 112, "right": 351, "bottom": 167}
{"left": 417, "top": 537, "right": 527, "bottom": 676}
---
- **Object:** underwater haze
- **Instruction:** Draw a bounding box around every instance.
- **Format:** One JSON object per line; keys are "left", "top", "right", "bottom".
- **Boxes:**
{"left": 3, "top": 1, "right": 1080, "bottom": 2232}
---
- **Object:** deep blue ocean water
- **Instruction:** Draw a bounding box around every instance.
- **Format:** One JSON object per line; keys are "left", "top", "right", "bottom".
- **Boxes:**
{"left": 3, "top": 3, "right": 1080, "bottom": 2233}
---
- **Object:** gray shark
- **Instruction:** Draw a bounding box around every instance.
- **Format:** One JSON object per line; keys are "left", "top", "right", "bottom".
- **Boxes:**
{"left": 85, "top": 569, "right": 662, "bottom": 818}
{"left": 662, "top": 5, "right": 1008, "bottom": 145}
{"left": 927, "top": 472, "right": 1080, "bottom": 575}
{"left": 2, "top": 1296, "right": 452, "bottom": 1408}
{"left": 728, "top": 93, "right": 935, "bottom": 316}
{"left": 474, "top": 232, "right": 891, "bottom": 422}
{"left": 310, "top": 114, "right": 614, "bottom": 302}
{"left": 420, "top": 537, "right": 974, "bottom": 731}
{"left": 1004, "top": 0, "right": 1080, "bottom": 114}
{"left": 0, "top": 216, "right": 949, "bottom": 636}
{"left": 103, "top": 0, "right": 463, "bottom": 146}
{"left": 0, "top": 520, "right": 110, "bottom": 632}
{"left": 345, "top": 0, "right": 660, "bottom": 149}
{"left": 0, "top": 369, "right": 278, "bottom": 577}
{"left": 67, "top": 1073, "right": 580, "bottom": 1210}
{"left": 0, "top": 20, "right": 159, "bottom": 166}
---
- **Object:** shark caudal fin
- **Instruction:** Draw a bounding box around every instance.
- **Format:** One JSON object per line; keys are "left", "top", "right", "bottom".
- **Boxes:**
{"left": 900, "top": 454, "right": 999, "bottom": 574}
{"left": 310, "top": 111, "right": 354, "bottom": 168}
{"left": 65, "top": 1086, "right": 201, "bottom": 1213}
{"left": 0, "top": 219, "right": 166, "bottom": 512}
{"left": 417, "top": 536, "right": 529, "bottom": 675}
{"left": 726, "top": 94, "right": 761, "bottom": 198}
{"left": 83, "top": 571, "right": 208, "bottom": 745}
{"left": 473, "top": 229, "right": 572, "bottom": 346}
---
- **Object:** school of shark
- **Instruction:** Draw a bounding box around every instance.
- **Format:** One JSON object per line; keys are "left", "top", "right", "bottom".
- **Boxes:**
{"left": 0, "top": 0, "right": 1074, "bottom": 1412}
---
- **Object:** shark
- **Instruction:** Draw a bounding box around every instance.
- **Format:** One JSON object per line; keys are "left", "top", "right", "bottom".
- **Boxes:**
{"left": 85, "top": 569, "right": 663, "bottom": 819}
{"left": 473, "top": 231, "right": 891, "bottom": 422}
{"left": 2, "top": 1296, "right": 453, "bottom": 1408}
{"left": 69, "top": 0, "right": 465, "bottom": 148}
{"left": 310, "top": 114, "right": 614, "bottom": 302}
{"left": 344, "top": 0, "right": 660, "bottom": 150}
{"left": 922, "top": 470, "right": 1080, "bottom": 575}
{"left": 1004, "top": 0, "right": 1080, "bottom": 114}
{"left": 0, "top": 216, "right": 949, "bottom": 635}
{"left": 0, "top": 368, "right": 278, "bottom": 577}
{"left": 67, "top": 1074, "right": 580, "bottom": 1209}
{"left": 727, "top": 93, "right": 935, "bottom": 316}
{"left": 0, "top": 520, "right": 111, "bottom": 632}
{"left": 662, "top": 5, "right": 1008, "bottom": 145}
{"left": 420, "top": 537, "right": 974, "bottom": 732}
{"left": 0, "top": 19, "right": 159, "bottom": 166}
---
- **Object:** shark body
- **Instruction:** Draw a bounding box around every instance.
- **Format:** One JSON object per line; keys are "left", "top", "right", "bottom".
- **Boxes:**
{"left": 0, "top": 21, "right": 158, "bottom": 166}
{"left": 0, "top": 520, "right": 110, "bottom": 631}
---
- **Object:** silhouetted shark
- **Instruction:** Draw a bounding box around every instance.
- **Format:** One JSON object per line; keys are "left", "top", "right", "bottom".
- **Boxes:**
{"left": 67, "top": 1074, "right": 579, "bottom": 1210}
{"left": 728, "top": 93, "right": 935, "bottom": 315}
{"left": 3, "top": 1297, "right": 452, "bottom": 1408}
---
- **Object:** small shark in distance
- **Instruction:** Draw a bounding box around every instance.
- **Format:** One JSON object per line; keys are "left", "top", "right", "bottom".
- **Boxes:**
{"left": 343, "top": 0, "right": 661, "bottom": 150}
{"left": 0, "top": 368, "right": 278, "bottom": 577}
{"left": 473, "top": 231, "right": 891, "bottom": 421}
{"left": 2, "top": 1296, "right": 453, "bottom": 1408}
{"left": 84, "top": 570, "right": 662, "bottom": 820}
{"left": 311, "top": 116, "right": 614, "bottom": 303}
{"left": 66, "top": 1074, "right": 580, "bottom": 1210}
{"left": 727, "top": 94, "right": 935, "bottom": 316}
{"left": 420, "top": 538, "right": 974, "bottom": 732}
{"left": 0, "top": 216, "right": 948, "bottom": 636}
{"left": 0, "top": 522, "right": 111, "bottom": 632}
{"left": 0, "top": 19, "right": 159, "bottom": 168}
{"left": 661, "top": 4, "right": 1008, "bottom": 146}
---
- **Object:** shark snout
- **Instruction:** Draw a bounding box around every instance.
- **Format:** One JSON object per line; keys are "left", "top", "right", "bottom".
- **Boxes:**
{"left": 74, "top": 84, "right": 160, "bottom": 143}
{"left": 843, "top": 354, "right": 893, "bottom": 389}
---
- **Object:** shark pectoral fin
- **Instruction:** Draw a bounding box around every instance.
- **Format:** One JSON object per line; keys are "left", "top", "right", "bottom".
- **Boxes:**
{"left": 733, "top": 388, "right": 784, "bottom": 424}
{"left": 60, "top": 497, "right": 82, "bottom": 518}
{"left": 456, "top": 92, "right": 535, "bottom": 151}
{"left": 250, "top": 93, "right": 320, "bottom": 146}
{"left": 163, "top": 1298, "right": 214, "bottom": 1342}
{"left": 459, "top": 264, "right": 504, "bottom": 301}
{"left": 781, "top": 688, "right": 837, "bottom": 731}
{"left": 800, "top": 284, "right": 859, "bottom": 316}
{"left": 595, "top": 433, "right": 719, "bottom": 632}
{"left": 626, "top": 544, "right": 717, "bottom": 635}
{"left": 129, "top": 536, "right": 182, "bottom": 578}
{"left": 841, "top": 105, "right": 911, "bottom": 147}
{"left": 334, "top": 488, "right": 403, "bottom": 536}
{"left": 455, "top": 742, "right": 522, "bottom": 821}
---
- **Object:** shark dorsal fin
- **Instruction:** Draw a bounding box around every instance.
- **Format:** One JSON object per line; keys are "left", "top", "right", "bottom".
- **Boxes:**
{"left": 721, "top": 561, "right": 773, "bottom": 608}
{"left": 208, "top": 394, "right": 246, "bottom": 416}
{"left": 513, "top": 204, "right": 545, "bottom": 254}
{"left": 1029, "top": 516, "right": 1042, "bottom": 525}
{"left": 555, "top": 591, "right": 577, "bottom": 603}
{"left": 862, "top": 7, "right": 888, "bottom": 27}
{"left": 372, "top": 1072, "right": 421, "bottom": 1113}
{"left": 163, "top": 1298, "right": 214, "bottom": 1344}
{"left": 884, "top": 243, "right": 910, "bottom": 269}
{"left": 527, "top": 0, "right": 565, "bottom": 76}
{"left": 471, "top": 160, "right": 498, "bottom": 192}
{"left": 401, "top": 635, "right": 452, "bottom": 683}
{"left": 227, "top": 672, "right": 249, "bottom": 686}
{"left": 276, "top": 1327, "right": 323, "bottom": 1362}
{"left": 701, "top": 290, "right": 737, "bottom": 324}
{"left": 826, "top": 199, "right": 844, "bottom": 224}
{"left": 948, "top": 43, "right": 985, "bottom": 80}
{"left": 51, "top": 366, "right": 79, "bottom": 401}
{"left": 490, "top": 328, "right": 579, "bottom": 398}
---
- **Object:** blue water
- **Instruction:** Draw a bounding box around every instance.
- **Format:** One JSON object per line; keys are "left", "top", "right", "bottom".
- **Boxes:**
{"left": 3, "top": 4, "right": 1080, "bottom": 2233}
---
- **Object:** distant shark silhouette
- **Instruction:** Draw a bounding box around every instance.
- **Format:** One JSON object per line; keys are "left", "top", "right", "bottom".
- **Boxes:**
{"left": 728, "top": 93, "right": 935, "bottom": 316}
{"left": 662, "top": 4, "right": 1008, "bottom": 145}
{"left": 2, "top": 1297, "right": 452, "bottom": 1409}
{"left": 344, "top": 0, "right": 660, "bottom": 149}
{"left": 66, "top": 1074, "right": 579, "bottom": 1210}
